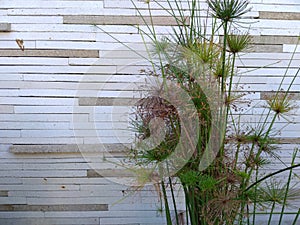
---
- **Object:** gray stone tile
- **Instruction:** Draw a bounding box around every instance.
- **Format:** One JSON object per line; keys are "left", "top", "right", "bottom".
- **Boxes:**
{"left": 64, "top": 15, "right": 186, "bottom": 26}
{"left": 0, "top": 23, "right": 11, "bottom": 32}
{"left": 0, "top": 50, "right": 99, "bottom": 58}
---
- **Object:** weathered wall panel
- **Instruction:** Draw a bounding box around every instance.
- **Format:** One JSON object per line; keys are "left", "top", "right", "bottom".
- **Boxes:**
{"left": 0, "top": 0, "right": 299, "bottom": 224}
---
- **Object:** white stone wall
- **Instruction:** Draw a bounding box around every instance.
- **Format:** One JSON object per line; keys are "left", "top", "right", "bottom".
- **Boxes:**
{"left": 0, "top": 0, "right": 299, "bottom": 224}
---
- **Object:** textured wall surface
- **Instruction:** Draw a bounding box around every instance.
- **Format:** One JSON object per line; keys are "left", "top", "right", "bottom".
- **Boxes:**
{"left": 0, "top": 0, "right": 299, "bottom": 224}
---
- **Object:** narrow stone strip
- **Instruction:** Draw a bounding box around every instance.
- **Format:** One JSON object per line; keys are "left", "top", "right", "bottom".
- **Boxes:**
{"left": 0, "top": 23, "right": 11, "bottom": 32}
{"left": 0, "top": 204, "right": 108, "bottom": 211}
{"left": 64, "top": 15, "right": 188, "bottom": 26}
{"left": 261, "top": 91, "right": 300, "bottom": 100}
{"left": 79, "top": 97, "right": 139, "bottom": 106}
{"left": 260, "top": 11, "right": 300, "bottom": 20}
{"left": 0, "top": 49, "right": 99, "bottom": 58}
{"left": 9, "top": 144, "right": 129, "bottom": 154}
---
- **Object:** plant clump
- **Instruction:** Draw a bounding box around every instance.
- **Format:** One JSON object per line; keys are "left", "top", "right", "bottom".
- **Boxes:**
{"left": 126, "top": 0, "right": 300, "bottom": 225}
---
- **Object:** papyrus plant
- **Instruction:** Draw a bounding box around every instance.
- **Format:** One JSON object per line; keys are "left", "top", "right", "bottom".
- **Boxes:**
{"left": 124, "top": 0, "right": 300, "bottom": 224}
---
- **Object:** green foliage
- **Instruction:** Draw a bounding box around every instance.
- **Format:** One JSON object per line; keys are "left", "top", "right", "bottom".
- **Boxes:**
{"left": 207, "top": 0, "right": 251, "bottom": 22}
{"left": 227, "top": 32, "right": 252, "bottom": 53}
{"left": 125, "top": 0, "right": 300, "bottom": 225}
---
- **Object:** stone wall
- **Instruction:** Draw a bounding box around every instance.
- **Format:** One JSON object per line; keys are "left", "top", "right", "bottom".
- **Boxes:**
{"left": 0, "top": 0, "right": 299, "bottom": 224}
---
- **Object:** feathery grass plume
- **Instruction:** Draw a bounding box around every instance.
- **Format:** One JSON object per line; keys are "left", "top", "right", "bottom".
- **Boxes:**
{"left": 227, "top": 32, "right": 252, "bottom": 53}
{"left": 193, "top": 39, "right": 221, "bottom": 63}
{"left": 207, "top": 0, "right": 251, "bottom": 22}
{"left": 151, "top": 37, "right": 170, "bottom": 58}
{"left": 213, "top": 58, "right": 231, "bottom": 79}
{"left": 265, "top": 92, "right": 297, "bottom": 117}
{"left": 257, "top": 180, "right": 300, "bottom": 206}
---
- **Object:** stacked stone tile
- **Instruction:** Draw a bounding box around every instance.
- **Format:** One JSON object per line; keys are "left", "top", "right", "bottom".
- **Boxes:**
{"left": 0, "top": 0, "right": 299, "bottom": 224}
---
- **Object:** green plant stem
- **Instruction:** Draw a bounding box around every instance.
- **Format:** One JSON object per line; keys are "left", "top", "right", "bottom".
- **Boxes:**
{"left": 218, "top": 20, "right": 229, "bottom": 161}
{"left": 189, "top": 0, "right": 196, "bottom": 44}
{"left": 242, "top": 153, "right": 300, "bottom": 224}
{"left": 267, "top": 201, "right": 276, "bottom": 225}
{"left": 278, "top": 149, "right": 298, "bottom": 225}
{"left": 292, "top": 208, "right": 300, "bottom": 225}
{"left": 221, "top": 21, "right": 229, "bottom": 94}
{"left": 241, "top": 44, "right": 300, "bottom": 186}
{"left": 245, "top": 114, "right": 278, "bottom": 188}
{"left": 227, "top": 53, "right": 236, "bottom": 99}
{"left": 245, "top": 163, "right": 300, "bottom": 193}
{"left": 252, "top": 169, "right": 259, "bottom": 225}
{"left": 184, "top": 186, "right": 189, "bottom": 225}
{"left": 246, "top": 204, "right": 250, "bottom": 225}
{"left": 189, "top": 187, "right": 197, "bottom": 225}
{"left": 161, "top": 179, "right": 172, "bottom": 225}
{"left": 168, "top": 176, "right": 179, "bottom": 225}
{"left": 183, "top": 186, "right": 195, "bottom": 225}
{"left": 242, "top": 142, "right": 256, "bottom": 185}
{"left": 223, "top": 53, "right": 236, "bottom": 161}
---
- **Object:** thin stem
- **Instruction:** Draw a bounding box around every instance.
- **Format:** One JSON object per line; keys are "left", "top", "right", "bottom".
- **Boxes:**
{"left": 183, "top": 185, "right": 190, "bottom": 225}
{"left": 227, "top": 53, "right": 236, "bottom": 103}
{"left": 221, "top": 21, "right": 229, "bottom": 94}
{"left": 168, "top": 176, "right": 179, "bottom": 225}
{"left": 189, "top": 0, "right": 197, "bottom": 44}
{"left": 245, "top": 163, "right": 300, "bottom": 192}
{"left": 278, "top": 149, "right": 298, "bottom": 225}
{"left": 245, "top": 114, "right": 278, "bottom": 188}
{"left": 267, "top": 202, "right": 276, "bottom": 225}
{"left": 292, "top": 208, "right": 300, "bottom": 225}
{"left": 246, "top": 204, "right": 250, "bottom": 225}
{"left": 252, "top": 169, "right": 259, "bottom": 225}
{"left": 161, "top": 179, "right": 172, "bottom": 225}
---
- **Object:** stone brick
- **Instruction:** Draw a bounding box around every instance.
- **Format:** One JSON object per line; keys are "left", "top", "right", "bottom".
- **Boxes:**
{"left": 86, "top": 169, "right": 103, "bottom": 178}
{"left": 0, "top": 205, "right": 13, "bottom": 211}
{"left": 0, "top": 191, "right": 8, "bottom": 197}
{"left": 0, "top": 218, "right": 100, "bottom": 225}
{"left": 9, "top": 144, "right": 129, "bottom": 153}
{"left": 12, "top": 204, "right": 108, "bottom": 211}
{"left": 0, "top": 105, "right": 14, "bottom": 114}
{"left": 260, "top": 11, "right": 300, "bottom": 20}
{"left": 260, "top": 91, "right": 300, "bottom": 100}
{"left": 64, "top": 15, "right": 188, "bottom": 26}
{"left": 277, "top": 138, "right": 300, "bottom": 144}
{"left": 250, "top": 44, "right": 283, "bottom": 53}
{"left": 0, "top": 49, "right": 99, "bottom": 58}
{"left": 251, "top": 36, "right": 299, "bottom": 45}
{"left": 87, "top": 169, "right": 135, "bottom": 178}
{"left": 79, "top": 97, "right": 138, "bottom": 106}
{"left": 0, "top": 23, "right": 11, "bottom": 32}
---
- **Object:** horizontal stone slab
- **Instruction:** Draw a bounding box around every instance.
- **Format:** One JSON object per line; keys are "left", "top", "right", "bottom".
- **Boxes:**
{"left": 0, "top": 49, "right": 99, "bottom": 58}
{"left": 64, "top": 15, "right": 188, "bottom": 26}
{"left": 0, "top": 105, "right": 14, "bottom": 114}
{"left": 220, "top": 35, "right": 299, "bottom": 47}
{"left": 221, "top": 35, "right": 299, "bottom": 51}
{"left": 0, "top": 23, "right": 11, "bottom": 32}
{"left": 9, "top": 144, "right": 129, "bottom": 154}
{"left": 0, "top": 218, "right": 100, "bottom": 225}
{"left": 260, "top": 11, "right": 300, "bottom": 20}
{"left": 250, "top": 44, "right": 283, "bottom": 53}
{"left": 277, "top": 138, "right": 300, "bottom": 144}
{"left": 0, "top": 191, "right": 8, "bottom": 197}
{"left": 79, "top": 97, "right": 139, "bottom": 106}
{"left": 251, "top": 36, "right": 299, "bottom": 45}
{"left": 87, "top": 169, "right": 135, "bottom": 178}
{"left": 1, "top": 204, "right": 108, "bottom": 211}
{"left": 220, "top": 37, "right": 283, "bottom": 53}
{"left": 0, "top": 205, "right": 13, "bottom": 211}
{"left": 260, "top": 91, "right": 300, "bottom": 100}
